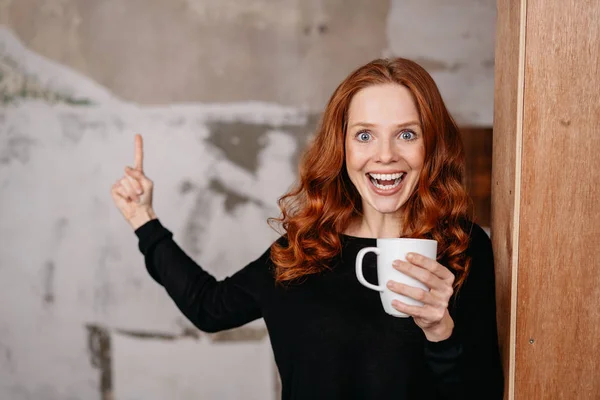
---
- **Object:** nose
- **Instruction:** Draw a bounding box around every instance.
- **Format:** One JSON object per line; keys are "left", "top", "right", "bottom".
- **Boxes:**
{"left": 375, "top": 138, "right": 398, "bottom": 164}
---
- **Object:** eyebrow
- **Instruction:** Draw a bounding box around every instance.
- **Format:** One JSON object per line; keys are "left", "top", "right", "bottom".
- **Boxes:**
{"left": 348, "top": 121, "right": 421, "bottom": 130}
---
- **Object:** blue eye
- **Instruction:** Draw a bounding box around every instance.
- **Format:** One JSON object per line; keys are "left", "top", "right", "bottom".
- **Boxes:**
{"left": 356, "top": 131, "right": 372, "bottom": 142}
{"left": 400, "top": 130, "right": 416, "bottom": 141}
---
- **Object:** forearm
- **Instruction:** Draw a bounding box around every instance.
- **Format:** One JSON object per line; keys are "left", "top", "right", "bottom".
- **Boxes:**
{"left": 150, "top": 238, "right": 226, "bottom": 331}
{"left": 135, "top": 219, "right": 217, "bottom": 309}
{"left": 128, "top": 207, "right": 157, "bottom": 230}
{"left": 135, "top": 219, "right": 263, "bottom": 332}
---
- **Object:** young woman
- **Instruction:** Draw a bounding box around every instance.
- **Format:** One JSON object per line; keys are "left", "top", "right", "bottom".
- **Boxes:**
{"left": 111, "top": 58, "right": 503, "bottom": 399}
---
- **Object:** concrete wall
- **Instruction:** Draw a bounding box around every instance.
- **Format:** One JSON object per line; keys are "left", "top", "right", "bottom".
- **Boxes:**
{"left": 0, "top": 1, "right": 496, "bottom": 399}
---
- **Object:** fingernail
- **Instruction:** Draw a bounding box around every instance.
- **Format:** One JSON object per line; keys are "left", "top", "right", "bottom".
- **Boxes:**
{"left": 406, "top": 253, "right": 414, "bottom": 261}
{"left": 137, "top": 190, "right": 143, "bottom": 195}
{"left": 392, "top": 260, "right": 400, "bottom": 268}
{"left": 386, "top": 281, "right": 393, "bottom": 289}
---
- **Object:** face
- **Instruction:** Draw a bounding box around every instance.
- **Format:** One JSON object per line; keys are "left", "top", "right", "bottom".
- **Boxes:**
{"left": 345, "top": 83, "right": 425, "bottom": 216}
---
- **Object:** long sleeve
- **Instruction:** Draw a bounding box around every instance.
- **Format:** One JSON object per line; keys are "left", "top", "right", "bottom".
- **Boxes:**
{"left": 135, "top": 219, "right": 269, "bottom": 333}
{"left": 423, "top": 223, "right": 504, "bottom": 399}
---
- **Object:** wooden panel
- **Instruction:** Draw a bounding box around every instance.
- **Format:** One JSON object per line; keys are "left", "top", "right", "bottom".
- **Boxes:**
{"left": 492, "top": 0, "right": 526, "bottom": 398}
{"left": 516, "top": 0, "right": 600, "bottom": 398}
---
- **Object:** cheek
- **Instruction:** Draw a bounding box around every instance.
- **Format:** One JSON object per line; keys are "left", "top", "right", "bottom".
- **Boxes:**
{"left": 344, "top": 147, "right": 367, "bottom": 187}
{"left": 408, "top": 146, "right": 425, "bottom": 170}
{"left": 345, "top": 144, "right": 361, "bottom": 170}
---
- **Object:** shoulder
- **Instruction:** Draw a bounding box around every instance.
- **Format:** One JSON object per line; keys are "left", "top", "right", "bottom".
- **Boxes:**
{"left": 459, "top": 220, "right": 495, "bottom": 286}
{"left": 230, "top": 237, "right": 286, "bottom": 286}
{"left": 450, "top": 221, "right": 496, "bottom": 311}
{"left": 457, "top": 220, "right": 492, "bottom": 254}
{"left": 247, "top": 235, "right": 288, "bottom": 271}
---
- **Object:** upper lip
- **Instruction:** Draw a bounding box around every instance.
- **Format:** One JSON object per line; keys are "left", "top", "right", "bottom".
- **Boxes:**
{"left": 367, "top": 171, "right": 406, "bottom": 174}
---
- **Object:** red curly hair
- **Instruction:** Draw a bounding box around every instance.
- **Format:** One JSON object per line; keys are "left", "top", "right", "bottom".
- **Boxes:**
{"left": 269, "top": 58, "right": 472, "bottom": 290}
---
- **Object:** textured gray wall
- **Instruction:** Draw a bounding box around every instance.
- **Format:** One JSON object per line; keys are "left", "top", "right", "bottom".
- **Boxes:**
{"left": 0, "top": 1, "right": 496, "bottom": 399}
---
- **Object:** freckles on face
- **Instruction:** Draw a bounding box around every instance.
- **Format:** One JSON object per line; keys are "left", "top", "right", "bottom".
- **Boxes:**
{"left": 344, "top": 83, "right": 425, "bottom": 216}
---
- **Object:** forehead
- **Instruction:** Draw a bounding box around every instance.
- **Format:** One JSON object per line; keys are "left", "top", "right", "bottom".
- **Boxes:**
{"left": 347, "top": 83, "right": 419, "bottom": 124}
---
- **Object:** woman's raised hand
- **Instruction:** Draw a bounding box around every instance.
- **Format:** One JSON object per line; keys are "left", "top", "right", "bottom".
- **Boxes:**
{"left": 111, "top": 134, "right": 156, "bottom": 230}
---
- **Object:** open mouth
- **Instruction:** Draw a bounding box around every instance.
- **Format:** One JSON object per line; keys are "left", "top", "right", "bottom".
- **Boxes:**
{"left": 367, "top": 172, "right": 405, "bottom": 191}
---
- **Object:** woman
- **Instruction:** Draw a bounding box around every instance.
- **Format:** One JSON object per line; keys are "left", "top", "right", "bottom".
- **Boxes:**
{"left": 111, "top": 58, "right": 503, "bottom": 399}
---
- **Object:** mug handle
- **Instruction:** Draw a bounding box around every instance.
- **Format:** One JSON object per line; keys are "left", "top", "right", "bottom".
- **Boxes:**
{"left": 355, "top": 247, "right": 384, "bottom": 292}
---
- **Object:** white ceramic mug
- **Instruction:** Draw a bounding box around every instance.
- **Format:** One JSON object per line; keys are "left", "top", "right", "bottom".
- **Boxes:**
{"left": 355, "top": 238, "right": 438, "bottom": 317}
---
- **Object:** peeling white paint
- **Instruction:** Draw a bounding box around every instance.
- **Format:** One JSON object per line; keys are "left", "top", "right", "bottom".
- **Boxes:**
{"left": 0, "top": 29, "right": 297, "bottom": 400}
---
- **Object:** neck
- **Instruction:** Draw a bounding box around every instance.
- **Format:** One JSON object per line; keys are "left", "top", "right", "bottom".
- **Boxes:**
{"left": 345, "top": 208, "right": 406, "bottom": 238}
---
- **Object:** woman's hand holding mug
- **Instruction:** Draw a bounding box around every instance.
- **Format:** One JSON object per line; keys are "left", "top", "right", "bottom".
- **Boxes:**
{"left": 388, "top": 253, "right": 456, "bottom": 342}
{"left": 110, "top": 134, "right": 156, "bottom": 230}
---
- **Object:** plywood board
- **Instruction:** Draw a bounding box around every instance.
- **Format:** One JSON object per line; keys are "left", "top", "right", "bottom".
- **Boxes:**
{"left": 515, "top": 0, "right": 600, "bottom": 398}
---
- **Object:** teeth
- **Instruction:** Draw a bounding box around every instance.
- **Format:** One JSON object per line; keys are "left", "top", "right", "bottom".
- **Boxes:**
{"left": 368, "top": 172, "right": 404, "bottom": 180}
{"left": 372, "top": 179, "right": 401, "bottom": 190}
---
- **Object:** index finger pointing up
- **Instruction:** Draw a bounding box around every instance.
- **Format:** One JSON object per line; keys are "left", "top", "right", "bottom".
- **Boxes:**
{"left": 134, "top": 134, "right": 144, "bottom": 171}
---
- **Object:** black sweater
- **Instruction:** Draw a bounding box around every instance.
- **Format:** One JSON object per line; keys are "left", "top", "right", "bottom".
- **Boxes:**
{"left": 135, "top": 219, "right": 503, "bottom": 400}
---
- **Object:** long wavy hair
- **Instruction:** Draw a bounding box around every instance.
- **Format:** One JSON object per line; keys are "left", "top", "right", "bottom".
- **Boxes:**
{"left": 268, "top": 58, "right": 472, "bottom": 290}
